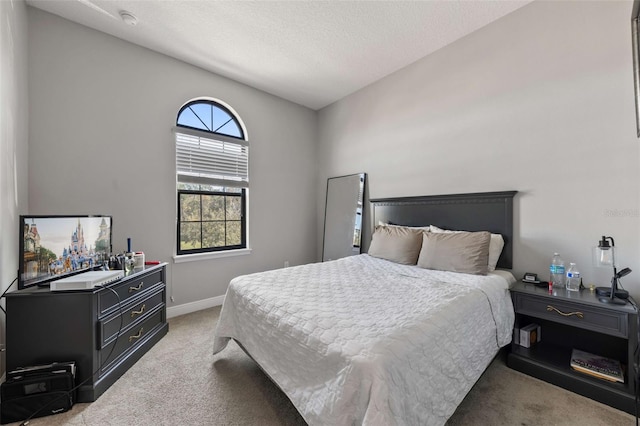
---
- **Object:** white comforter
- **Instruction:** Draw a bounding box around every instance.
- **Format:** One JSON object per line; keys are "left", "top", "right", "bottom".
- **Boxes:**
{"left": 213, "top": 254, "right": 515, "bottom": 426}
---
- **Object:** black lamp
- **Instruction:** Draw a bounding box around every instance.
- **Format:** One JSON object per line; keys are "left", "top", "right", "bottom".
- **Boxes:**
{"left": 593, "top": 236, "right": 631, "bottom": 305}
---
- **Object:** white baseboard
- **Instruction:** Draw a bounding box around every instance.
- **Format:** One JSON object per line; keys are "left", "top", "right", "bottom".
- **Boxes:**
{"left": 167, "top": 295, "right": 225, "bottom": 319}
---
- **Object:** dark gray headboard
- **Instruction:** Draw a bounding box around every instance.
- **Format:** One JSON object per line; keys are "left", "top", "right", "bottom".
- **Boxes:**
{"left": 370, "top": 191, "right": 517, "bottom": 270}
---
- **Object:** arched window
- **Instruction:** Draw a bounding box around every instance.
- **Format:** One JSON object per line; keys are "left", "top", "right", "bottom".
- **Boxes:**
{"left": 176, "top": 100, "right": 244, "bottom": 139}
{"left": 174, "top": 99, "right": 248, "bottom": 255}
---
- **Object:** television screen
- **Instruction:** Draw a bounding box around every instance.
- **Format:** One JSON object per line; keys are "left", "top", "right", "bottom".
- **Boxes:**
{"left": 19, "top": 215, "right": 112, "bottom": 289}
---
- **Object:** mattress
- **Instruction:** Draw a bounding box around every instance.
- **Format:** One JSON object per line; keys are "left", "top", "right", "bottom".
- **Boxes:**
{"left": 213, "top": 254, "right": 515, "bottom": 425}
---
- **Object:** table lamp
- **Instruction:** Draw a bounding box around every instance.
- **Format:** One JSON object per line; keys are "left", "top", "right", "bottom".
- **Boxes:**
{"left": 593, "top": 236, "right": 630, "bottom": 305}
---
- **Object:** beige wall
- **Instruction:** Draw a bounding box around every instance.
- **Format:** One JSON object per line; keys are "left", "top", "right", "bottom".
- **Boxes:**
{"left": 0, "top": 0, "right": 29, "bottom": 375}
{"left": 27, "top": 9, "right": 318, "bottom": 309}
{"left": 318, "top": 1, "right": 640, "bottom": 297}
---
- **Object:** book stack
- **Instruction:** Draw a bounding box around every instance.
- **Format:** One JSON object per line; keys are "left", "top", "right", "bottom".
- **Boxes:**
{"left": 570, "top": 349, "right": 624, "bottom": 383}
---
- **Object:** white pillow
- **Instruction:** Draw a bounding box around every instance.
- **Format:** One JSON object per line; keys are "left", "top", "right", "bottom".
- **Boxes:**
{"left": 429, "top": 225, "right": 504, "bottom": 272}
{"left": 378, "top": 221, "right": 431, "bottom": 231}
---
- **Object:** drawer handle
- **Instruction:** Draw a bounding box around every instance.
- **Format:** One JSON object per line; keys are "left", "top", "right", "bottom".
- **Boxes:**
{"left": 129, "top": 327, "right": 144, "bottom": 342}
{"left": 546, "top": 305, "right": 584, "bottom": 318}
{"left": 130, "top": 304, "right": 146, "bottom": 318}
{"left": 129, "top": 282, "right": 144, "bottom": 293}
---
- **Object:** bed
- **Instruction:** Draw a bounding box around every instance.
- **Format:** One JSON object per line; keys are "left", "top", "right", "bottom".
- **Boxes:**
{"left": 213, "top": 191, "right": 517, "bottom": 426}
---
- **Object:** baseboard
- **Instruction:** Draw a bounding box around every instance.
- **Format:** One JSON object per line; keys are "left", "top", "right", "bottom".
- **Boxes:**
{"left": 167, "top": 295, "right": 225, "bottom": 319}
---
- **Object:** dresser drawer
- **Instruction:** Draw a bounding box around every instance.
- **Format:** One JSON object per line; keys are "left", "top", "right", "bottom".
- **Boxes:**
{"left": 98, "top": 308, "right": 165, "bottom": 376}
{"left": 98, "top": 269, "right": 163, "bottom": 317}
{"left": 513, "top": 293, "right": 628, "bottom": 338}
{"left": 98, "top": 286, "right": 165, "bottom": 349}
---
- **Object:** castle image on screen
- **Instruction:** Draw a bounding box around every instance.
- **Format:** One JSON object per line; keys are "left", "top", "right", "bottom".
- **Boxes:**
{"left": 21, "top": 216, "right": 112, "bottom": 288}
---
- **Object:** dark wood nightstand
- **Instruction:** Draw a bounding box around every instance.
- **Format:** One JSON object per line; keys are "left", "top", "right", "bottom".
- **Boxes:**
{"left": 508, "top": 281, "right": 637, "bottom": 414}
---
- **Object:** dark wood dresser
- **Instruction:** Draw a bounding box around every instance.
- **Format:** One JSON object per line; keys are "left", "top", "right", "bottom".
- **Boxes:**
{"left": 5, "top": 263, "right": 168, "bottom": 402}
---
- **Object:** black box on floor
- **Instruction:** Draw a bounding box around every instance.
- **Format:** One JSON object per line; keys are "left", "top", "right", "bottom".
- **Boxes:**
{"left": 1, "top": 362, "right": 75, "bottom": 424}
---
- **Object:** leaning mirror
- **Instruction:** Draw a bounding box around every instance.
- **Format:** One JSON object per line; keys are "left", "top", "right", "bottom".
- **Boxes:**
{"left": 322, "top": 173, "right": 366, "bottom": 262}
{"left": 633, "top": 1, "right": 640, "bottom": 137}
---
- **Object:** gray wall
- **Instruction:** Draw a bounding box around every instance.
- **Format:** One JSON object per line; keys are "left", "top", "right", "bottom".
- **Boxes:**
{"left": 318, "top": 1, "right": 640, "bottom": 298}
{"left": 1, "top": 0, "right": 29, "bottom": 375}
{"left": 27, "top": 9, "right": 318, "bottom": 309}
{"left": 11, "top": 0, "right": 640, "bottom": 345}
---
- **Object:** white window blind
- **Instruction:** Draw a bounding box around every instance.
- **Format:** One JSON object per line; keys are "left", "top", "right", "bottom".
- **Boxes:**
{"left": 174, "top": 126, "right": 248, "bottom": 188}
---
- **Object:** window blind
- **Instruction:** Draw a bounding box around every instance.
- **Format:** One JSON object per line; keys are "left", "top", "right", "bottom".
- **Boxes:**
{"left": 174, "top": 126, "right": 248, "bottom": 188}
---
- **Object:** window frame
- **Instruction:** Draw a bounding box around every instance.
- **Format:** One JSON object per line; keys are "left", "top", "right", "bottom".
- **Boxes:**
{"left": 176, "top": 188, "right": 247, "bottom": 255}
{"left": 174, "top": 99, "right": 248, "bottom": 257}
{"left": 176, "top": 100, "right": 245, "bottom": 140}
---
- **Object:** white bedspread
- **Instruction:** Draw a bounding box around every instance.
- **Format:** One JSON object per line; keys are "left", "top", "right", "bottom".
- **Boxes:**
{"left": 213, "top": 254, "right": 515, "bottom": 426}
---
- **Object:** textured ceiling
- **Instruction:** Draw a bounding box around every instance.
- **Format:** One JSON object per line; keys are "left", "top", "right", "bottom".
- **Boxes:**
{"left": 26, "top": 0, "right": 533, "bottom": 110}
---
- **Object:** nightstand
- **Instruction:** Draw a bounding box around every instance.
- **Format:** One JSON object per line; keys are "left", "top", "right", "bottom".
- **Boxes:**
{"left": 507, "top": 281, "right": 638, "bottom": 414}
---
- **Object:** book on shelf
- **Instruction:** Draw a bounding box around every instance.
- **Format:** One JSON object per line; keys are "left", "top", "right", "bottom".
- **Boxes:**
{"left": 570, "top": 349, "right": 624, "bottom": 383}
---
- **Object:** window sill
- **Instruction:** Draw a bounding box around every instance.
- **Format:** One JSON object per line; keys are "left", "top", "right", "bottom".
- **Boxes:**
{"left": 173, "top": 248, "right": 252, "bottom": 263}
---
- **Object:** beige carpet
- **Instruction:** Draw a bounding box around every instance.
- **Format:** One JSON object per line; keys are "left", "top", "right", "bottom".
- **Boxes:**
{"left": 11, "top": 306, "right": 635, "bottom": 425}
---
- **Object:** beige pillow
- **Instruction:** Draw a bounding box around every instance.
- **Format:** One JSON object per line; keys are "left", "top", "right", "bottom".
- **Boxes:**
{"left": 430, "top": 225, "right": 504, "bottom": 271}
{"left": 417, "top": 231, "right": 491, "bottom": 275}
{"left": 368, "top": 225, "right": 424, "bottom": 265}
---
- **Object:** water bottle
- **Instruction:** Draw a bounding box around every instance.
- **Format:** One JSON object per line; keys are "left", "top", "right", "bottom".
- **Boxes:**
{"left": 566, "top": 262, "right": 581, "bottom": 292}
{"left": 550, "top": 253, "right": 565, "bottom": 289}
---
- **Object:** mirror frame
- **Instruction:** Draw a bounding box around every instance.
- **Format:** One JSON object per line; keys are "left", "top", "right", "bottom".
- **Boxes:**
{"left": 322, "top": 173, "right": 366, "bottom": 262}
{"left": 632, "top": 1, "right": 640, "bottom": 137}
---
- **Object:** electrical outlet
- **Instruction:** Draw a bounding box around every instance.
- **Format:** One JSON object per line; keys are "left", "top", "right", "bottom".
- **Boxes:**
{"left": 170, "top": 296, "right": 175, "bottom": 303}
{"left": 284, "top": 261, "right": 289, "bottom": 268}
{"left": 0, "top": 343, "right": 5, "bottom": 352}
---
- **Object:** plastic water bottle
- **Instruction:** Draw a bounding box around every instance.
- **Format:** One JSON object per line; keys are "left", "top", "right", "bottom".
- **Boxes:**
{"left": 550, "top": 253, "right": 565, "bottom": 289}
{"left": 566, "top": 262, "right": 581, "bottom": 292}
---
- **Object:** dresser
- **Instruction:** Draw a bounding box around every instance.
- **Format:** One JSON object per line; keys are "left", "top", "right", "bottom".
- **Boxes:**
{"left": 508, "top": 281, "right": 637, "bottom": 414}
{"left": 5, "top": 263, "right": 168, "bottom": 402}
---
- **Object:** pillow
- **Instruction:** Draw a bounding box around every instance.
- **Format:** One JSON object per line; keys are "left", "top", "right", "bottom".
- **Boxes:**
{"left": 430, "top": 225, "right": 504, "bottom": 271}
{"left": 417, "top": 231, "right": 491, "bottom": 275}
{"left": 378, "top": 221, "right": 431, "bottom": 231}
{"left": 368, "top": 225, "right": 424, "bottom": 265}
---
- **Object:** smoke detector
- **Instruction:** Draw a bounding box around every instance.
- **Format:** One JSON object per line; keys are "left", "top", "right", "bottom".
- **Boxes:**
{"left": 119, "top": 10, "right": 138, "bottom": 26}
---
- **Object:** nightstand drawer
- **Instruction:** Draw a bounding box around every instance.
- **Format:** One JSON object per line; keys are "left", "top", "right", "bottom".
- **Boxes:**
{"left": 513, "top": 293, "right": 628, "bottom": 338}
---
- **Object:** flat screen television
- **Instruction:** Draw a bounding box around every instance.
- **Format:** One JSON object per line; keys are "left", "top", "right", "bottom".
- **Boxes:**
{"left": 19, "top": 215, "right": 112, "bottom": 289}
